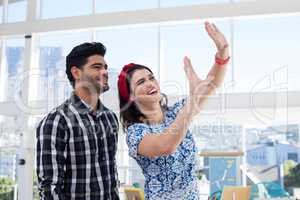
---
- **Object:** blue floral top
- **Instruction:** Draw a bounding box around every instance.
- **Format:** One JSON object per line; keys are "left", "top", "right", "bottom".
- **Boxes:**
{"left": 126, "top": 99, "right": 200, "bottom": 200}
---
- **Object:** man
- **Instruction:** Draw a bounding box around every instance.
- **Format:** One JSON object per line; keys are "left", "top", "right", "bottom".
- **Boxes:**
{"left": 36, "top": 42, "right": 119, "bottom": 200}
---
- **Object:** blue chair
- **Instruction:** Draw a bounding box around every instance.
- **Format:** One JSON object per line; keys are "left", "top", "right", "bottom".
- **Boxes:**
{"left": 250, "top": 181, "right": 289, "bottom": 200}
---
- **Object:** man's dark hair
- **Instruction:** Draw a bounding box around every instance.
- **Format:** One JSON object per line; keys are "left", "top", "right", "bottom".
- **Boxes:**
{"left": 66, "top": 42, "right": 106, "bottom": 88}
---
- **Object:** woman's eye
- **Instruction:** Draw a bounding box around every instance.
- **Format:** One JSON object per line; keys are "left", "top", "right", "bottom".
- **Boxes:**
{"left": 137, "top": 80, "right": 145, "bottom": 85}
{"left": 150, "top": 76, "right": 155, "bottom": 80}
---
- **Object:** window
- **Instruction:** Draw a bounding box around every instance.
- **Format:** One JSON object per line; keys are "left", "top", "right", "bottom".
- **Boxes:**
{"left": 192, "top": 123, "right": 242, "bottom": 151}
{"left": 160, "top": 20, "right": 232, "bottom": 97}
{"left": 245, "top": 124, "right": 300, "bottom": 193}
{"left": 0, "top": 115, "right": 21, "bottom": 200}
{"left": 33, "top": 31, "right": 91, "bottom": 106}
{"left": 287, "top": 153, "right": 298, "bottom": 163}
{"left": 7, "top": 0, "right": 27, "bottom": 23}
{"left": 0, "top": 0, "right": 3, "bottom": 23}
{"left": 96, "top": 0, "right": 158, "bottom": 13}
{"left": 160, "top": 0, "right": 229, "bottom": 8}
{"left": 233, "top": 15, "right": 300, "bottom": 92}
{"left": 39, "top": 0, "right": 92, "bottom": 19}
{"left": 0, "top": 38, "right": 24, "bottom": 102}
{"left": 0, "top": 116, "right": 21, "bottom": 148}
{"left": 95, "top": 26, "right": 159, "bottom": 111}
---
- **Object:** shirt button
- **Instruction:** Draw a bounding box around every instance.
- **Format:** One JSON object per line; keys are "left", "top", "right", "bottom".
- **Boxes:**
{"left": 102, "top": 156, "right": 106, "bottom": 161}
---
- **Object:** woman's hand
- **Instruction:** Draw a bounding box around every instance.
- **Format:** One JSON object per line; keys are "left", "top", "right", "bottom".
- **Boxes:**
{"left": 183, "top": 56, "right": 215, "bottom": 116}
{"left": 183, "top": 22, "right": 229, "bottom": 117}
{"left": 205, "top": 21, "right": 229, "bottom": 59}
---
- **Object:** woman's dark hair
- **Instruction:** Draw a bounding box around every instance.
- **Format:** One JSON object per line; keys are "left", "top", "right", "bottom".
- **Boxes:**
{"left": 65, "top": 42, "right": 106, "bottom": 88}
{"left": 119, "top": 65, "right": 168, "bottom": 131}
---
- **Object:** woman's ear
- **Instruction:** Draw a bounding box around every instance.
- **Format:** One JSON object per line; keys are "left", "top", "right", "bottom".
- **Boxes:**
{"left": 129, "top": 95, "right": 135, "bottom": 102}
{"left": 70, "top": 66, "right": 81, "bottom": 81}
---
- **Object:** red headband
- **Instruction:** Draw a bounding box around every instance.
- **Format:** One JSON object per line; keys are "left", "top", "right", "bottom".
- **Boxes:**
{"left": 118, "top": 63, "right": 136, "bottom": 101}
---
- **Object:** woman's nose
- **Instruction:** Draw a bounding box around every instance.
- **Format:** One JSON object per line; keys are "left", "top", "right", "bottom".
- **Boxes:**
{"left": 145, "top": 81, "right": 155, "bottom": 89}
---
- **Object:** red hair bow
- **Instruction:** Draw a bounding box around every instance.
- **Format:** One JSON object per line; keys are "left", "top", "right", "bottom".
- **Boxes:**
{"left": 118, "top": 63, "right": 136, "bottom": 101}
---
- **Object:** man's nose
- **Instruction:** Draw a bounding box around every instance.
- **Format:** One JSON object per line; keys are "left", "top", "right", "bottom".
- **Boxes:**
{"left": 101, "top": 69, "right": 108, "bottom": 77}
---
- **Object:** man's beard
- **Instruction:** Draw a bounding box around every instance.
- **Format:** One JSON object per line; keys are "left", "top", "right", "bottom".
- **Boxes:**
{"left": 81, "top": 75, "right": 109, "bottom": 94}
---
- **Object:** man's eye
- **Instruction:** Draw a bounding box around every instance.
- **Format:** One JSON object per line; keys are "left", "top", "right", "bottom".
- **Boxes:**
{"left": 94, "top": 65, "right": 103, "bottom": 69}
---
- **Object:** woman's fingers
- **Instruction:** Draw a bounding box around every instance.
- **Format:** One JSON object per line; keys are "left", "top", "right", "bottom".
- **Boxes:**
{"left": 183, "top": 56, "right": 200, "bottom": 82}
{"left": 212, "top": 23, "right": 220, "bottom": 33}
{"left": 189, "top": 77, "right": 215, "bottom": 112}
{"left": 204, "top": 21, "right": 215, "bottom": 39}
{"left": 205, "top": 22, "right": 228, "bottom": 51}
{"left": 183, "top": 58, "right": 191, "bottom": 78}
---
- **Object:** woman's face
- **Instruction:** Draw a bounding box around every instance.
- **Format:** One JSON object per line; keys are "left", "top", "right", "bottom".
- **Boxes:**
{"left": 129, "top": 68, "right": 161, "bottom": 106}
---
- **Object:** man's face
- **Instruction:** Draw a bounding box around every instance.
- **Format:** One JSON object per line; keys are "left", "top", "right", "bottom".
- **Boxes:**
{"left": 77, "top": 54, "right": 109, "bottom": 94}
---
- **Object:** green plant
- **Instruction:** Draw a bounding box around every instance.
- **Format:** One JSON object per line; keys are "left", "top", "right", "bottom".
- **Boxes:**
{"left": 195, "top": 169, "right": 204, "bottom": 180}
{"left": 33, "top": 171, "right": 40, "bottom": 200}
{"left": 0, "top": 177, "right": 15, "bottom": 200}
{"left": 283, "top": 160, "right": 297, "bottom": 176}
{"left": 284, "top": 163, "right": 300, "bottom": 188}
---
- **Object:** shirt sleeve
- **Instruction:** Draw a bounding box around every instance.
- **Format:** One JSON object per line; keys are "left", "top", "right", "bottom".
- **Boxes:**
{"left": 36, "top": 111, "right": 67, "bottom": 200}
{"left": 112, "top": 112, "right": 119, "bottom": 141}
{"left": 126, "top": 123, "right": 150, "bottom": 159}
{"left": 111, "top": 112, "right": 120, "bottom": 190}
{"left": 168, "top": 98, "right": 187, "bottom": 117}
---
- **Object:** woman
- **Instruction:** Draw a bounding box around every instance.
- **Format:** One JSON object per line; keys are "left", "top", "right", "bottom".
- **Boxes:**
{"left": 118, "top": 22, "right": 230, "bottom": 200}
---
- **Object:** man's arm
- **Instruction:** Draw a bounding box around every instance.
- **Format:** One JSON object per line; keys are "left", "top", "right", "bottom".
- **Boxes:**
{"left": 36, "top": 112, "right": 67, "bottom": 200}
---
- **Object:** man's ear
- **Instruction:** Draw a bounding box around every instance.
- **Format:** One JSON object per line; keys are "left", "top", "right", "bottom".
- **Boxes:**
{"left": 70, "top": 66, "right": 81, "bottom": 81}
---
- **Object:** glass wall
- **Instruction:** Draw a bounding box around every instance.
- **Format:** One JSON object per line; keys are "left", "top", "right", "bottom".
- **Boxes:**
{"left": 233, "top": 15, "right": 300, "bottom": 92}
{"left": 160, "top": 0, "right": 230, "bottom": 7}
{"left": 0, "top": 38, "right": 25, "bottom": 102}
{"left": 7, "top": 0, "right": 27, "bottom": 22}
{"left": 160, "top": 20, "right": 232, "bottom": 97}
{"left": 0, "top": 1, "right": 299, "bottom": 199}
{"left": 95, "top": 26, "right": 159, "bottom": 111}
{"left": 0, "top": 0, "right": 3, "bottom": 24}
{"left": 96, "top": 0, "right": 159, "bottom": 13}
{"left": 0, "top": 115, "right": 21, "bottom": 200}
{"left": 32, "top": 31, "right": 91, "bottom": 107}
{"left": 38, "top": 0, "right": 243, "bottom": 19}
{"left": 39, "top": 0, "right": 92, "bottom": 19}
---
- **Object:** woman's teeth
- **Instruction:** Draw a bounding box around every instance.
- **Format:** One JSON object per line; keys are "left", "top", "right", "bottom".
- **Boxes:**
{"left": 148, "top": 89, "right": 157, "bottom": 95}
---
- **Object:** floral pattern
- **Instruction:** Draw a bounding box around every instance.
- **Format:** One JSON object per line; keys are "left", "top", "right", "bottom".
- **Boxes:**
{"left": 126, "top": 99, "right": 200, "bottom": 200}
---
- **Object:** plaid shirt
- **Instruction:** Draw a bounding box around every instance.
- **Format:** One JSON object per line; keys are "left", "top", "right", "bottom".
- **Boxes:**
{"left": 36, "top": 93, "right": 119, "bottom": 200}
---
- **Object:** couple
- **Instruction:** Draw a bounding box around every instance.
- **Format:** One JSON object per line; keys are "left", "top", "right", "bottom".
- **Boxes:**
{"left": 36, "top": 22, "right": 230, "bottom": 200}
